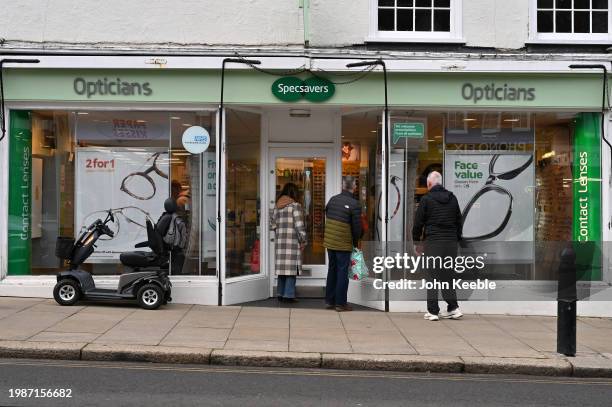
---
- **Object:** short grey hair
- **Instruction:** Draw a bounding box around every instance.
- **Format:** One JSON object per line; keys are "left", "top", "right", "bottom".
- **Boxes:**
{"left": 427, "top": 171, "right": 442, "bottom": 186}
{"left": 342, "top": 176, "right": 356, "bottom": 191}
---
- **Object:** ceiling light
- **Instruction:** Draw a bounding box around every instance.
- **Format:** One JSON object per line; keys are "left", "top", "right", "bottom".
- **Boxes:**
{"left": 463, "top": 118, "right": 476, "bottom": 122}
{"left": 504, "top": 119, "right": 520, "bottom": 122}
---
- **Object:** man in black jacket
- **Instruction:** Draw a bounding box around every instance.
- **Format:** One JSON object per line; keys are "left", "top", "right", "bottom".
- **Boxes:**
{"left": 412, "top": 171, "right": 463, "bottom": 321}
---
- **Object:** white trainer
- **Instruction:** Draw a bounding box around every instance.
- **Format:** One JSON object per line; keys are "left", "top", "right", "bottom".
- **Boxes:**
{"left": 423, "top": 312, "right": 439, "bottom": 321}
{"left": 440, "top": 308, "right": 463, "bottom": 320}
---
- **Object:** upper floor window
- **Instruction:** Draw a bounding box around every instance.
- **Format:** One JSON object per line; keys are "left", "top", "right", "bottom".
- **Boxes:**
{"left": 369, "top": 0, "right": 463, "bottom": 42}
{"left": 530, "top": 0, "right": 612, "bottom": 43}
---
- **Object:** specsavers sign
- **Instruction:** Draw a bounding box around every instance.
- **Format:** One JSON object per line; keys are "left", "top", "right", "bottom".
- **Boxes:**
{"left": 272, "top": 76, "right": 335, "bottom": 102}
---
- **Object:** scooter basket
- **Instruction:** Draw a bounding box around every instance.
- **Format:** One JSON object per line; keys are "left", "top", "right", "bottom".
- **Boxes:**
{"left": 55, "top": 237, "right": 75, "bottom": 259}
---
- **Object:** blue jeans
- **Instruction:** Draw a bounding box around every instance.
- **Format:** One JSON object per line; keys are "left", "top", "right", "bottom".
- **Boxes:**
{"left": 325, "top": 250, "right": 351, "bottom": 306}
{"left": 277, "top": 275, "right": 296, "bottom": 299}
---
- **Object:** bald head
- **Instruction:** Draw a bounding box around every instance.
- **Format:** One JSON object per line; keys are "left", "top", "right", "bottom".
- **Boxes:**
{"left": 427, "top": 171, "right": 442, "bottom": 190}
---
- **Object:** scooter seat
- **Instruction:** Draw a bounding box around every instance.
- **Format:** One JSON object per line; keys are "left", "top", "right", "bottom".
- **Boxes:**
{"left": 120, "top": 251, "right": 163, "bottom": 268}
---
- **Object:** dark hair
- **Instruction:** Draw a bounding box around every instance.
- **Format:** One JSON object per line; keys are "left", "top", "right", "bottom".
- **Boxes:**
{"left": 278, "top": 183, "right": 300, "bottom": 202}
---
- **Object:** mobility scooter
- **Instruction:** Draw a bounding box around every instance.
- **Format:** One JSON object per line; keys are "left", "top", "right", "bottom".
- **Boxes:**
{"left": 53, "top": 208, "right": 172, "bottom": 310}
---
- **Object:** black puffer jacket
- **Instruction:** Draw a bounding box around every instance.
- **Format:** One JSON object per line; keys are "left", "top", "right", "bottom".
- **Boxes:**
{"left": 323, "top": 191, "right": 362, "bottom": 251}
{"left": 412, "top": 185, "right": 462, "bottom": 242}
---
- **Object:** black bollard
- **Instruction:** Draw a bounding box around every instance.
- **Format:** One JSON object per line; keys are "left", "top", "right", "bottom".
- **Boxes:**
{"left": 557, "top": 246, "right": 577, "bottom": 357}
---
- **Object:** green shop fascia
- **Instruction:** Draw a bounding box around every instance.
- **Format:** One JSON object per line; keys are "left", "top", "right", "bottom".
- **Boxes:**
{"left": 1, "top": 68, "right": 607, "bottom": 279}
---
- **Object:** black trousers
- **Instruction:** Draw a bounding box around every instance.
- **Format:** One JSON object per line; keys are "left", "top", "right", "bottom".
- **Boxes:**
{"left": 424, "top": 242, "right": 459, "bottom": 315}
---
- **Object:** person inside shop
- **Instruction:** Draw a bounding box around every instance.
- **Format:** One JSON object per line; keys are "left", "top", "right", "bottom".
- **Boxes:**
{"left": 171, "top": 180, "right": 191, "bottom": 214}
{"left": 412, "top": 171, "right": 463, "bottom": 321}
{"left": 270, "top": 183, "right": 307, "bottom": 303}
{"left": 323, "top": 176, "right": 362, "bottom": 312}
{"left": 156, "top": 197, "right": 187, "bottom": 275}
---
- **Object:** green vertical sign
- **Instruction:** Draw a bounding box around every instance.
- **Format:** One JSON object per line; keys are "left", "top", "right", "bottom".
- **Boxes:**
{"left": 8, "top": 111, "right": 32, "bottom": 276}
{"left": 572, "top": 112, "right": 601, "bottom": 281}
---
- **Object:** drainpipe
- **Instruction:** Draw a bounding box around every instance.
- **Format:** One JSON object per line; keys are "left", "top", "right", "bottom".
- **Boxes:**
{"left": 299, "top": 0, "right": 310, "bottom": 48}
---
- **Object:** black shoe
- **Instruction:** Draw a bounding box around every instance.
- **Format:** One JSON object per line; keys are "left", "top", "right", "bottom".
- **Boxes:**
{"left": 325, "top": 304, "right": 335, "bottom": 310}
{"left": 284, "top": 298, "right": 298, "bottom": 303}
{"left": 277, "top": 296, "right": 284, "bottom": 302}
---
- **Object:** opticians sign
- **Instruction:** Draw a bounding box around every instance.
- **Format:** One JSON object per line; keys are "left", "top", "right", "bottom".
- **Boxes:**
{"left": 271, "top": 76, "right": 335, "bottom": 102}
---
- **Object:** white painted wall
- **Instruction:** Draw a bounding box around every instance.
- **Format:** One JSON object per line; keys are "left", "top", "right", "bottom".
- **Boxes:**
{"left": 1, "top": 0, "right": 532, "bottom": 50}
{"left": 309, "top": 0, "right": 370, "bottom": 48}
{"left": 310, "top": 0, "right": 530, "bottom": 49}
{"left": 0, "top": 0, "right": 303, "bottom": 47}
{"left": 463, "top": 0, "right": 530, "bottom": 49}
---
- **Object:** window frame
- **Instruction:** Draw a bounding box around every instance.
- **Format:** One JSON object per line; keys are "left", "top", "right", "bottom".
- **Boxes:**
{"left": 528, "top": 0, "right": 612, "bottom": 44}
{"left": 367, "top": 0, "right": 464, "bottom": 43}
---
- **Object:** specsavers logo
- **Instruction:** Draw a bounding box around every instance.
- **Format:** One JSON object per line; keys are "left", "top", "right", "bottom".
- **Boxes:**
{"left": 272, "top": 76, "right": 335, "bottom": 102}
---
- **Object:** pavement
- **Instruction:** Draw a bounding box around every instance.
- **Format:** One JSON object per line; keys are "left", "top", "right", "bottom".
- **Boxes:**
{"left": 1, "top": 297, "right": 612, "bottom": 378}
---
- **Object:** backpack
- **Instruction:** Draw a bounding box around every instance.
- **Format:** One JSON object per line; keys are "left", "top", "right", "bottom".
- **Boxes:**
{"left": 163, "top": 213, "right": 188, "bottom": 250}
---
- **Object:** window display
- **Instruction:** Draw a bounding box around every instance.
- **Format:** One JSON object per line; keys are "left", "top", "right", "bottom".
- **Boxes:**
{"left": 9, "top": 110, "right": 216, "bottom": 276}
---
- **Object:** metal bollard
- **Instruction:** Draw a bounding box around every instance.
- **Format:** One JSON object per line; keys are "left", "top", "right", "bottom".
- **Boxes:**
{"left": 557, "top": 246, "right": 577, "bottom": 357}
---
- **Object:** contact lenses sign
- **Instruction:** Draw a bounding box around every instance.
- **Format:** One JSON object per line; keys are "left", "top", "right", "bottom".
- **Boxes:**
{"left": 271, "top": 76, "right": 335, "bottom": 102}
{"left": 572, "top": 113, "right": 602, "bottom": 281}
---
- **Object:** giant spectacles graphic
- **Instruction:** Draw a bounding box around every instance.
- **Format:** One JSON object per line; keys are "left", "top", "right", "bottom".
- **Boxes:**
{"left": 79, "top": 206, "right": 152, "bottom": 241}
{"left": 461, "top": 154, "right": 533, "bottom": 242}
{"left": 120, "top": 152, "right": 169, "bottom": 200}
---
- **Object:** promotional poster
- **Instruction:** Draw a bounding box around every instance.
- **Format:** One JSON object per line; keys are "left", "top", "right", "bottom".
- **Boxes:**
{"left": 445, "top": 151, "right": 534, "bottom": 261}
{"left": 75, "top": 147, "right": 169, "bottom": 261}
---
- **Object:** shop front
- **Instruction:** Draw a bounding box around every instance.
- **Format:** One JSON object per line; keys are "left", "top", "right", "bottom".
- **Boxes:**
{"left": 1, "top": 56, "right": 610, "bottom": 314}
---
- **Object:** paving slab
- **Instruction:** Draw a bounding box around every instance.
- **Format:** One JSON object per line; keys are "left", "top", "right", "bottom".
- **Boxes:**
{"left": 346, "top": 330, "right": 417, "bottom": 355}
{"left": 45, "top": 311, "right": 130, "bottom": 334}
{"left": 0, "top": 311, "right": 72, "bottom": 340}
{"left": 390, "top": 314, "right": 481, "bottom": 357}
{"left": 211, "top": 349, "right": 320, "bottom": 368}
{"left": 28, "top": 331, "right": 101, "bottom": 343}
{"left": 0, "top": 340, "right": 85, "bottom": 360}
{"left": 82, "top": 343, "right": 211, "bottom": 364}
{"left": 322, "top": 353, "right": 463, "bottom": 373}
{"left": 160, "top": 326, "right": 230, "bottom": 349}
{"left": 462, "top": 356, "right": 572, "bottom": 376}
{"left": 179, "top": 309, "right": 239, "bottom": 329}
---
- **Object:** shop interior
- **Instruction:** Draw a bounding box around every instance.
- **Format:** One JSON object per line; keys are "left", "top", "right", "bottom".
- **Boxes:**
{"left": 16, "top": 108, "right": 590, "bottom": 283}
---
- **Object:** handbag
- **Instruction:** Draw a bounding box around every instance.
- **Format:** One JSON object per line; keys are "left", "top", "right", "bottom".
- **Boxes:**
{"left": 349, "top": 248, "right": 369, "bottom": 281}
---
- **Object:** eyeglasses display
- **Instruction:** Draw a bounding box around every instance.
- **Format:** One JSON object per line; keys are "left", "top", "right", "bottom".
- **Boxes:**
{"left": 461, "top": 154, "right": 534, "bottom": 242}
{"left": 79, "top": 206, "right": 152, "bottom": 241}
{"left": 120, "top": 152, "right": 169, "bottom": 200}
{"left": 275, "top": 157, "right": 326, "bottom": 265}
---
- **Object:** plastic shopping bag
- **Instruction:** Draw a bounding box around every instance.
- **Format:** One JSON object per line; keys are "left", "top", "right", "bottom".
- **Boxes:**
{"left": 349, "top": 248, "right": 369, "bottom": 281}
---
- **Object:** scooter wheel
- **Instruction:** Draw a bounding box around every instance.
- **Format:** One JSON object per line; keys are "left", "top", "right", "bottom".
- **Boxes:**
{"left": 53, "top": 279, "right": 81, "bottom": 306}
{"left": 137, "top": 284, "right": 164, "bottom": 310}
